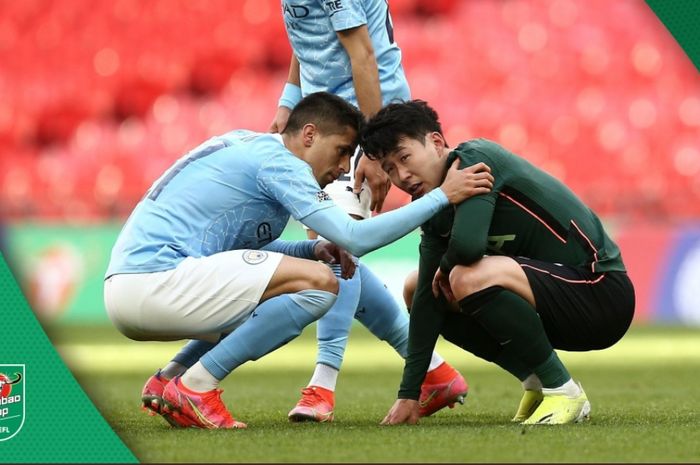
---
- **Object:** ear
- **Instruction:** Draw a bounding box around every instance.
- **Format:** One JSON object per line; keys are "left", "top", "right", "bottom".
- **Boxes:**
{"left": 429, "top": 131, "right": 447, "bottom": 150}
{"left": 301, "top": 123, "right": 317, "bottom": 147}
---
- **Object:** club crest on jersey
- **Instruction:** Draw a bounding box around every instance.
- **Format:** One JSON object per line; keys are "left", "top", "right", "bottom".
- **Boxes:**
{"left": 242, "top": 250, "right": 268, "bottom": 265}
{"left": 316, "top": 191, "right": 331, "bottom": 202}
{"left": 0, "top": 365, "right": 25, "bottom": 442}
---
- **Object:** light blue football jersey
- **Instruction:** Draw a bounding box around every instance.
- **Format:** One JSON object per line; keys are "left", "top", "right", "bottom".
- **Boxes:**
{"left": 106, "top": 131, "right": 334, "bottom": 277}
{"left": 282, "top": 0, "right": 411, "bottom": 106}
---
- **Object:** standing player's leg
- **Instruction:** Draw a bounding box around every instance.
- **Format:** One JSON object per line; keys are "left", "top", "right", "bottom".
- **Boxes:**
{"left": 287, "top": 261, "right": 361, "bottom": 422}
{"left": 358, "top": 263, "right": 468, "bottom": 417}
{"left": 288, "top": 158, "right": 369, "bottom": 422}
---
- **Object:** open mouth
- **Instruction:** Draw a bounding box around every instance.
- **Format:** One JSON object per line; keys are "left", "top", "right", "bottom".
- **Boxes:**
{"left": 409, "top": 182, "right": 423, "bottom": 197}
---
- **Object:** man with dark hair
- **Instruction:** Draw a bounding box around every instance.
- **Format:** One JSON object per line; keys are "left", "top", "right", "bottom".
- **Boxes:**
{"left": 270, "top": 0, "right": 470, "bottom": 423}
{"left": 105, "top": 93, "right": 492, "bottom": 429}
{"left": 361, "top": 100, "right": 635, "bottom": 426}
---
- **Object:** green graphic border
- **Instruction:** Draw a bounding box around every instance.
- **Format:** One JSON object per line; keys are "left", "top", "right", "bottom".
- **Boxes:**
{"left": 0, "top": 254, "right": 136, "bottom": 463}
{"left": 645, "top": 0, "right": 700, "bottom": 72}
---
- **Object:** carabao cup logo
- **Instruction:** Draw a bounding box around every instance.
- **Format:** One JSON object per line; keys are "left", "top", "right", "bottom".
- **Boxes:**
{"left": 0, "top": 365, "right": 25, "bottom": 441}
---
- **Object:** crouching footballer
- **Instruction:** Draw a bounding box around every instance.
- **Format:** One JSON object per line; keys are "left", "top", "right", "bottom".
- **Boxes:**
{"left": 361, "top": 100, "right": 636, "bottom": 426}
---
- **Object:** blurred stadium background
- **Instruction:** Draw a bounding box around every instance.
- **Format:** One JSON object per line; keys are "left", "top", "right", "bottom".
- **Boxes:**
{"left": 1, "top": 0, "right": 699, "bottom": 329}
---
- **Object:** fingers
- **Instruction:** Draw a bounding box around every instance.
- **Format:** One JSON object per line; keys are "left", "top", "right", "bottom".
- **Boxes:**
{"left": 439, "top": 280, "right": 455, "bottom": 302}
{"left": 339, "top": 252, "right": 356, "bottom": 279}
{"left": 317, "top": 249, "right": 335, "bottom": 264}
{"left": 369, "top": 188, "right": 379, "bottom": 212}
{"left": 353, "top": 169, "right": 365, "bottom": 194}
{"left": 471, "top": 173, "right": 494, "bottom": 190}
{"left": 432, "top": 276, "right": 440, "bottom": 298}
{"left": 380, "top": 410, "right": 401, "bottom": 426}
{"left": 371, "top": 181, "right": 388, "bottom": 213}
{"left": 313, "top": 241, "right": 338, "bottom": 264}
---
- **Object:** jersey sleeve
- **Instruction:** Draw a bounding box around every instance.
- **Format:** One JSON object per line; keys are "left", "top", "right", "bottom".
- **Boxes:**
{"left": 323, "top": 0, "right": 367, "bottom": 31}
{"left": 398, "top": 232, "right": 450, "bottom": 400}
{"left": 256, "top": 154, "right": 335, "bottom": 220}
{"left": 439, "top": 194, "right": 496, "bottom": 273}
{"left": 438, "top": 145, "right": 500, "bottom": 272}
{"left": 301, "top": 188, "right": 449, "bottom": 257}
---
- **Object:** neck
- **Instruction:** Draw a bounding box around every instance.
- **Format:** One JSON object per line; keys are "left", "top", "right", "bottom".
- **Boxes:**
{"left": 282, "top": 132, "right": 305, "bottom": 161}
{"left": 438, "top": 146, "right": 452, "bottom": 182}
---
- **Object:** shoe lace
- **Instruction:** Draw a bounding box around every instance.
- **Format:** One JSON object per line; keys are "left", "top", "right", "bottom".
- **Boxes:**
{"left": 201, "top": 389, "right": 234, "bottom": 422}
{"left": 297, "top": 387, "right": 327, "bottom": 408}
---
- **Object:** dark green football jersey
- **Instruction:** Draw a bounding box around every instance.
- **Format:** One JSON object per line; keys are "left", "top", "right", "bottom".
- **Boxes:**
{"left": 399, "top": 138, "right": 626, "bottom": 400}
{"left": 437, "top": 138, "right": 625, "bottom": 274}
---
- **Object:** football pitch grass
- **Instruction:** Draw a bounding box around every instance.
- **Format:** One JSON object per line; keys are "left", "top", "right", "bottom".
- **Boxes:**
{"left": 50, "top": 324, "right": 700, "bottom": 463}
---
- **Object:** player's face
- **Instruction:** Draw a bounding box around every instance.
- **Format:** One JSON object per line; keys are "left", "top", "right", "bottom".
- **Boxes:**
{"left": 379, "top": 133, "right": 447, "bottom": 198}
{"left": 307, "top": 127, "right": 357, "bottom": 188}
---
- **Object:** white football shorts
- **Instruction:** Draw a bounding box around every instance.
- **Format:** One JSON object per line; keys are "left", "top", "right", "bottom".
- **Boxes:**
{"left": 104, "top": 249, "right": 283, "bottom": 342}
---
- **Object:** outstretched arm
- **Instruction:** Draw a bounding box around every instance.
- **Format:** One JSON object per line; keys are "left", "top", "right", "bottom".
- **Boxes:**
{"left": 301, "top": 160, "right": 491, "bottom": 256}
{"left": 302, "top": 188, "right": 448, "bottom": 257}
{"left": 382, "top": 233, "right": 450, "bottom": 425}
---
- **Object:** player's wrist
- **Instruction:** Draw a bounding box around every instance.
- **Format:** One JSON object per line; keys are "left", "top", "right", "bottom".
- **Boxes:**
{"left": 278, "top": 82, "right": 302, "bottom": 109}
{"left": 428, "top": 187, "right": 449, "bottom": 206}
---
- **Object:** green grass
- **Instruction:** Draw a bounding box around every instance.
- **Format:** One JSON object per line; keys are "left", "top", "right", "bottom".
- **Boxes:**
{"left": 50, "top": 324, "right": 700, "bottom": 463}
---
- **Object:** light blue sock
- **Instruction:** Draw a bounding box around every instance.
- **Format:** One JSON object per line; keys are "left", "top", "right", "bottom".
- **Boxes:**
{"left": 316, "top": 264, "right": 362, "bottom": 370}
{"left": 355, "top": 262, "right": 409, "bottom": 358}
{"left": 172, "top": 339, "right": 217, "bottom": 368}
{"left": 200, "top": 290, "right": 336, "bottom": 380}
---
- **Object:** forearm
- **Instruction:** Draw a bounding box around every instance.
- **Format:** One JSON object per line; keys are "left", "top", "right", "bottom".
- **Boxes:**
{"left": 338, "top": 25, "right": 382, "bottom": 116}
{"left": 398, "top": 301, "right": 445, "bottom": 399}
{"left": 350, "top": 53, "right": 381, "bottom": 116}
{"left": 278, "top": 55, "right": 301, "bottom": 110}
{"left": 439, "top": 196, "right": 495, "bottom": 273}
{"left": 262, "top": 239, "right": 318, "bottom": 260}
{"left": 301, "top": 188, "right": 449, "bottom": 257}
{"left": 398, "top": 240, "right": 448, "bottom": 399}
{"left": 286, "top": 54, "right": 301, "bottom": 87}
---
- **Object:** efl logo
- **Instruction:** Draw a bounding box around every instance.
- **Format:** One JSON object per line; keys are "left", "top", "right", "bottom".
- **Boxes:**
{"left": 0, "top": 364, "right": 25, "bottom": 442}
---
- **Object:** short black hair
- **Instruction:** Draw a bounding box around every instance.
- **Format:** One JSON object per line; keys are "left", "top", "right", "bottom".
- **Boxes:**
{"left": 361, "top": 100, "right": 445, "bottom": 159}
{"left": 283, "top": 92, "right": 364, "bottom": 138}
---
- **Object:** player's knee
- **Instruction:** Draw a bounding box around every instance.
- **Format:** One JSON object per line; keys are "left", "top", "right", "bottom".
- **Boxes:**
{"left": 403, "top": 269, "right": 419, "bottom": 310}
{"left": 308, "top": 263, "right": 339, "bottom": 295}
{"left": 449, "top": 264, "right": 488, "bottom": 301}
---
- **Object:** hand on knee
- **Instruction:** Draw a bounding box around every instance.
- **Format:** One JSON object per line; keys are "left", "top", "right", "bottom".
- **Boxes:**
{"left": 311, "top": 264, "right": 339, "bottom": 295}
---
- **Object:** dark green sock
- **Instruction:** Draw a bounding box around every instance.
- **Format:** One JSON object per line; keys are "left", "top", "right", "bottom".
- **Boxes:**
{"left": 459, "top": 288, "right": 570, "bottom": 388}
{"left": 533, "top": 352, "right": 571, "bottom": 388}
{"left": 442, "top": 311, "right": 532, "bottom": 381}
